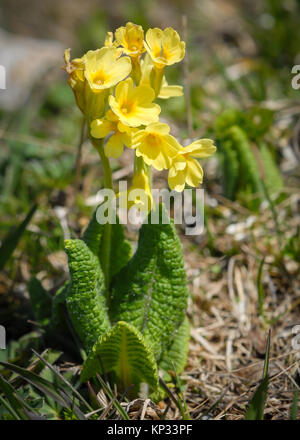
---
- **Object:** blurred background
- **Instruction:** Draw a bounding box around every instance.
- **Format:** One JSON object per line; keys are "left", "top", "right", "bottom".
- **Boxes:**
{"left": 0, "top": 0, "right": 300, "bottom": 419}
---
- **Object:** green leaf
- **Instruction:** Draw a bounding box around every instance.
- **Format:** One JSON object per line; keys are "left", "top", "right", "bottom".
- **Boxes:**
{"left": 0, "top": 391, "right": 21, "bottom": 420}
{"left": 28, "top": 277, "right": 52, "bottom": 325}
{"left": 215, "top": 107, "right": 274, "bottom": 143}
{"left": 111, "top": 204, "right": 188, "bottom": 360}
{"left": 81, "top": 321, "right": 159, "bottom": 392}
{"left": 82, "top": 209, "right": 104, "bottom": 256}
{"left": 108, "top": 218, "right": 132, "bottom": 281}
{"left": 215, "top": 108, "right": 243, "bottom": 139}
{"left": 0, "top": 361, "right": 86, "bottom": 420}
{"left": 50, "top": 281, "right": 69, "bottom": 331}
{"left": 245, "top": 330, "right": 270, "bottom": 420}
{"left": 259, "top": 142, "right": 283, "bottom": 194}
{"left": 290, "top": 389, "right": 299, "bottom": 420}
{"left": 82, "top": 206, "right": 132, "bottom": 283}
{"left": 64, "top": 239, "right": 110, "bottom": 352}
{"left": 229, "top": 126, "right": 264, "bottom": 199}
{"left": 0, "top": 375, "right": 29, "bottom": 420}
{"left": 257, "top": 257, "right": 266, "bottom": 320}
{"left": 244, "top": 107, "right": 274, "bottom": 141}
{"left": 245, "top": 376, "right": 269, "bottom": 420}
{"left": 159, "top": 317, "right": 190, "bottom": 380}
{"left": 0, "top": 204, "right": 37, "bottom": 270}
{"left": 220, "top": 139, "right": 239, "bottom": 200}
{"left": 262, "top": 330, "right": 271, "bottom": 380}
{"left": 215, "top": 109, "right": 279, "bottom": 207}
{"left": 0, "top": 362, "right": 67, "bottom": 411}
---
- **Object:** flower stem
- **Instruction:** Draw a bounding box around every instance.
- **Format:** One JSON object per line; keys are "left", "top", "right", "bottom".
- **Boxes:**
{"left": 152, "top": 67, "right": 164, "bottom": 98}
{"left": 90, "top": 136, "right": 113, "bottom": 294}
{"left": 134, "top": 155, "right": 152, "bottom": 189}
{"left": 131, "top": 56, "right": 142, "bottom": 85}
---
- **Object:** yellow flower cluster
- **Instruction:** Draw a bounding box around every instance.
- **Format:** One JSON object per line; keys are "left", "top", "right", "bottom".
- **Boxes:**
{"left": 65, "top": 22, "right": 216, "bottom": 209}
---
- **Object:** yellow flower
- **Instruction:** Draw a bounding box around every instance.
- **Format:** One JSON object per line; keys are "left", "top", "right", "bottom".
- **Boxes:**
{"left": 139, "top": 53, "right": 153, "bottom": 83}
{"left": 144, "top": 27, "right": 185, "bottom": 69}
{"left": 104, "top": 32, "right": 123, "bottom": 58}
{"left": 64, "top": 49, "right": 85, "bottom": 113}
{"left": 64, "top": 49, "right": 85, "bottom": 81}
{"left": 109, "top": 77, "right": 160, "bottom": 127}
{"left": 168, "top": 140, "right": 216, "bottom": 192}
{"left": 115, "top": 22, "right": 146, "bottom": 58}
{"left": 83, "top": 47, "right": 131, "bottom": 93}
{"left": 158, "top": 77, "right": 183, "bottom": 99}
{"left": 64, "top": 48, "right": 106, "bottom": 118}
{"left": 140, "top": 54, "right": 183, "bottom": 99}
{"left": 90, "top": 110, "right": 134, "bottom": 158}
{"left": 104, "top": 31, "right": 115, "bottom": 47}
{"left": 132, "top": 122, "right": 180, "bottom": 170}
{"left": 119, "top": 169, "right": 153, "bottom": 212}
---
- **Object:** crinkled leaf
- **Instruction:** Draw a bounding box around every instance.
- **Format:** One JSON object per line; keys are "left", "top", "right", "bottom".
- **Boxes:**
{"left": 259, "top": 142, "right": 283, "bottom": 193}
{"left": 81, "top": 321, "right": 159, "bottom": 392}
{"left": 111, "top": 204, "right": 188, "bottom": 360}
{"left": 109, "top": 218, "right": 132, "bottom": 280}
{"left": 82, "top": 205, "right": 132, "bottom": 284}
{"left": 64, "top": 239, "right": 110, "bottom": 352}
{"left": 82, "top": 209, "right": 104, "bottom": 256}
{"left": 159, "top": 316, "right": 190, "bottom": 381}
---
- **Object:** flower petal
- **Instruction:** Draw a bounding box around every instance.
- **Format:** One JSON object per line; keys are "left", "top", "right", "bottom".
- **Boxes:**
{"left": 106, "top": 56, "right": 132, "bottom": 87}
{"left": 120, "top": 103, "right": 160, "bottom": 127}
{"left": 183, "top": 139, "right": 216, "bottom": 158}
{"left": 104, "top": 133, "right": 124, "bottom": 158}
{"left": 114, "top": 77, "right": 134, "bottom": 102}
{"left": 185, "top": 158, "right": 203, "bottom": 187}
{"left": 158, "top": 77, "right": 183, "bottom": 99}
{"left": 131, "top": 84, "right": 155, "bottom": 105}
{"left": 145, "top": 28, "right": 163, "bottom": 54}
{"left": 145, "top": 122, "right": 170, "bottom": 135}
{"left": 90, "top": 119, "right": 114, "bottom": 138}
{"left": 168, "top": 167, "right": 186, "bottom": 192}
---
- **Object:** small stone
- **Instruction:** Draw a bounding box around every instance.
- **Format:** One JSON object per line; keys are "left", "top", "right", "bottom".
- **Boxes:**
{"left": 0, "top": 27, "right": 63, "bottom": 111}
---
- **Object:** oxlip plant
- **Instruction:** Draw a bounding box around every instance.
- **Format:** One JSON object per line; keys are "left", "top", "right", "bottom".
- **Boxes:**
{"left": 55, "top": 22, "right": 216, "bottom": 398}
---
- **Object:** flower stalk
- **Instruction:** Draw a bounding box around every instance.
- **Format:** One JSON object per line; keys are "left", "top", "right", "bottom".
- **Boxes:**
{"left": 89, "top": 136, "right": 113, "bottom": 293}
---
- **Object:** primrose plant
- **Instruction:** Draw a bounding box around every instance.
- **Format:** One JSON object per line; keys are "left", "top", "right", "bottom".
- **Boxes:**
{"left": 54, "top": 23, "right": 216, "bottom": 397}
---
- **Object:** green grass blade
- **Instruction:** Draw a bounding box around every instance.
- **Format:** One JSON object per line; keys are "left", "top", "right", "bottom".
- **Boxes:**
{"left": 257, "top": 257, "right": 266, "bottom": 320}
{"left": 199, "top": 386, "right": 229, "bottom": 420}
{"left": 0, "top": 361, "right": 71, "bottom": 411}
{"left": 159, "top": 376, "right": 191, "bottom": 419}
{"left": 291, "top": 389, "right": 299, "bottom": 420}
{"left": 245, "top": 376, "right": 269, "bottom": 420}
{"left": 263, "top": 329, "right": 271, "bottom": 380}
{"left": 32, "top": 349, "right": 93, "bottom": 412}
{"left": 245, "top": 331, "right": 271, "bottom": 420}
{"left": 172, "top": 367, "right": 191, "bottom": 420}
{"left": 111, "top": 204, "right": 188, "bottom": 361}
{"left": 0, "top": 374, "right": 42, "bottom": 420}
{"left": 0, "top": 392, "right": 21, "bottom": 420}
{"left": 95, "top": 374, "right": 130, "bottom": 420}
